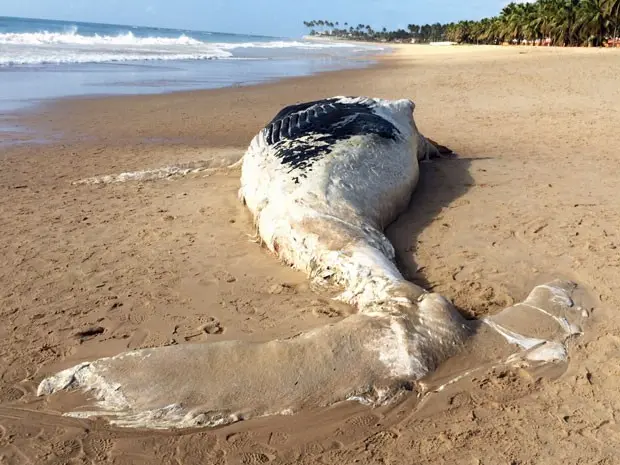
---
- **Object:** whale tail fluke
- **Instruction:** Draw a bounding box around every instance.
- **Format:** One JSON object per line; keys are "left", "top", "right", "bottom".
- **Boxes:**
{"left": 36, "top": 280, "right": 586, "bottom": 430}
{"left": 417, "top": 279, "right": 587, "bottom": 398}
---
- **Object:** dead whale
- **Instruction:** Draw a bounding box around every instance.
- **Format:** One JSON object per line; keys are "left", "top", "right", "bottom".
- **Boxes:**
{"left": 37, "top": 96, "right": 585, "bottom": 429}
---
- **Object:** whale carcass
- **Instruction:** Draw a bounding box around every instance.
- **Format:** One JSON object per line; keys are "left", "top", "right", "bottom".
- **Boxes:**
{"left": 37, "top": 96, "right": 585, "bottom": 429}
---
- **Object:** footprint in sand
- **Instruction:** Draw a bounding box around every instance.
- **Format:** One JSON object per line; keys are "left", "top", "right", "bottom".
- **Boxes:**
{"left": 345, "top": 413, "right": 381, "bottom": 430}
{"left": 82, "top": 437, "right": 114, "bottom": 462}
{"left": 363, "top": 430, "right": 399, "bottom": 452}
{"left": 318, "top": 447, "right": 361, "bottom": 464}
{"left": 0, "top": 386, "right": 25, "bottom": 402}
{"left": 50, "top": 439, "right": 82, "bottom": 460}
{"left": 225, "top": 432, "right": 257, "bottom": 451}
{"left": 236, "top": 451, "right": 274, "bottom": 465}
{"left": 225, "top": 432, "right": 277, "bottom": 465}
{"left": 128, "top": 312, "right": 147, "bottom": 325}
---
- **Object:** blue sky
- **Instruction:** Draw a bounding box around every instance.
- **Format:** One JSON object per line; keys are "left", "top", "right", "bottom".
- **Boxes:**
{"left": 3, "top": 0, "right": 508, "bottom": 37}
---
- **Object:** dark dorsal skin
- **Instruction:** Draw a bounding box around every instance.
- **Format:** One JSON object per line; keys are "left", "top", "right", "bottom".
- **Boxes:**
{"left": 262, "top": 98, "right": 402, "bottom": 182}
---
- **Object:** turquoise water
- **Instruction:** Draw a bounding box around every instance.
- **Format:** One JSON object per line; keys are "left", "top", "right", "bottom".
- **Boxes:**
{"left": 0, "top": 16, "right": 384, "bottom": 111}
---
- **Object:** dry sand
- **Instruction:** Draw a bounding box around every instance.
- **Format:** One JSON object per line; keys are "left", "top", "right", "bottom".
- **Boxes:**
{"left": 1, "top": 44, "right": 620, "bottom": 464}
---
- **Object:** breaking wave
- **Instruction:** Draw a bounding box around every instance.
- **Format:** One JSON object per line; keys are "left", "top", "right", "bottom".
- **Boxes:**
{"left": 0, "top": 29, "right": 361, "bottom": 66}
{"left": 0, "top": 30, "right": 204, "bottom": 46}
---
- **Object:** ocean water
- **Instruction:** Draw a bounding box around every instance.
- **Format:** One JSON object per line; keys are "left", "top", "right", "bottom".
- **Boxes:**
{"left": 0, "top": 16, "right": 384, "bottom": 111}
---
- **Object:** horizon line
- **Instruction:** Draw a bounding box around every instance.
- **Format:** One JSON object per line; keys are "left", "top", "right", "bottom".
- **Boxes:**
{"left": 0, "top": 14, "right": 288, "bottom": 40}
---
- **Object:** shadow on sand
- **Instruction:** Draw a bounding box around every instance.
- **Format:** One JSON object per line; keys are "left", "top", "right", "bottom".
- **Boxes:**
{"left": 386, "top": 154, "right": 586, "bottom": 396}
{"left": 387, "top": 156, "right": 477, "bottom": 294}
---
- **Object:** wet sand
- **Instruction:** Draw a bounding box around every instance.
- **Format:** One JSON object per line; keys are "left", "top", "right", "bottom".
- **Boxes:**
{"left": 2, "top": 44, "right": 620, "bottom": 464}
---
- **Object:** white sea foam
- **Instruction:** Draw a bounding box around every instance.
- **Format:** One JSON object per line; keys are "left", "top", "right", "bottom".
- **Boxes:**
{"left": 0, "top": 51, "right": 233, "bottom": 66}
{"left": 0, "top": 30, "right": 203, "bottom": 46}
{"left": 0, "top": 30, "right": 365, "bottom": 66}
{"left": 220, "top": 40, "right": 357, "bottom": 49}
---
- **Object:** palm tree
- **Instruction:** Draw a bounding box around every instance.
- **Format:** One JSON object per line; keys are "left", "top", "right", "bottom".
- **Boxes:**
{"left": 527, "top": 0, "right": 554, "bottom": 43}
{"left": 407, "top": 24, "right": 420, "bottom": 38}
{"left": 420, "top": 24, "right": 432, "bottom": 42}
{"left": 575, "top": 0, "right": 609, "bottom": 45}
{"left": 487, "top": 17, "right": 505, "bottom": 43}
{"left": 611, "top": 0, "right": 620, "bottom": 44}
{"left": 560, "top": 0, "right": 581, "bottom": 45}
{"left": 302, "top": 1, "right": 619, "bottom": 46}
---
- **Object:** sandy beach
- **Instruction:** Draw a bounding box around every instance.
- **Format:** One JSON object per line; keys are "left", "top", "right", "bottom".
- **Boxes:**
{"left": 2, "top": 44, "right": 620, "bottom": 464}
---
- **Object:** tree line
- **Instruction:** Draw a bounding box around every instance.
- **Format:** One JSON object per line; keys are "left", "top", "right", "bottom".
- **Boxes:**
{"left": 304, "top": 0, "right": 620, "bottom": 46}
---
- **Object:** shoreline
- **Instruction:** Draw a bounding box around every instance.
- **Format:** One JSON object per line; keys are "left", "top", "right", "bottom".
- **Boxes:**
{"left": 9, "top": 43, "right": 617, "bottom": 152}
{"left": 0, "top": 47, "right": 389, "bottom": 143}
{"left": 10, "top": 42, "right": 619, "bottom": 124}
{"left": 0, "top": 37, "right": 389, "bottom": 116}
{"left": 1, "top": 43, "right": 620, "bottom": 464}
{"left": 4, "top": 47, "right": 395, "bottom": 152}
{"left": 5, "top": 44, "right": 619, "bottom": 184}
